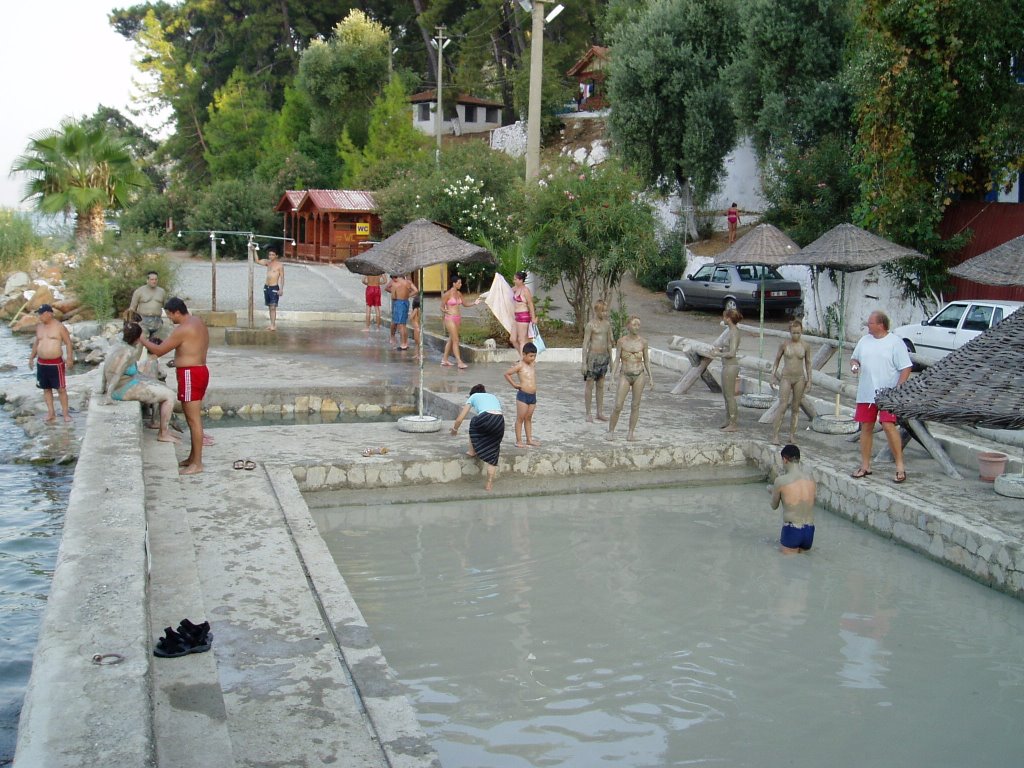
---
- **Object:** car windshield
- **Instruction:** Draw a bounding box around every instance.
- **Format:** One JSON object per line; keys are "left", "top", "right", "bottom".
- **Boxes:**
{"left": 931, "top": 303, "right": 967, "bottom": 329}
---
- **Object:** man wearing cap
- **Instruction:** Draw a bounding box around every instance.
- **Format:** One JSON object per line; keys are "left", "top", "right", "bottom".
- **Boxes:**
{"left": 129, "top": 271, "right": 166, "bottom": 339}
{"left": 28, "top": 304, "right": 74, "bottom": 424}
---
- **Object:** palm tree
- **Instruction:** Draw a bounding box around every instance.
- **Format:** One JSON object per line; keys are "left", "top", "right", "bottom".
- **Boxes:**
{"left": 10, "top": 118, "right": 150, "bottom": 248}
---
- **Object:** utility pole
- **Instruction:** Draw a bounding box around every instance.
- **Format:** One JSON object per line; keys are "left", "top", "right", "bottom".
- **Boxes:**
{"left": 525, "top": 2, "right": 546, "bottom": 181}
{"left": 434, "top": 25, "right": 448, "bottom": 165}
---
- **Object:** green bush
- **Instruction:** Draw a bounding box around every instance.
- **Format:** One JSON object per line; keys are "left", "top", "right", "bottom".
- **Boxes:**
{"left": 68, "top": 232, "right": 177, "bottom": 320}
{"left": 182, "top": 179, "right": 281, "bottom": 258}
{"left": 634, "top": 226, "right": 689, "bottom": 292}
{"left": 0, "top": 209, "right": 42, "bottom": 271}
{"left": 119, "top": 191, "right": 186, "bottom": 237}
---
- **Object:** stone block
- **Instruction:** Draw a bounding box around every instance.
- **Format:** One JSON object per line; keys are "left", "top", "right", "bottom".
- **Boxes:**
{"left": 208, "top": 405, "right": 224, "bottom": 417}
{"left": 196, "top": 310, "right": 237, "bottom": 327}
{"left": 321, "top": 398, "right": 340, "bottom": 414}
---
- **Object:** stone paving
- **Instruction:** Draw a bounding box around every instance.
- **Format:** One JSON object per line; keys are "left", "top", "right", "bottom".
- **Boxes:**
{"left": 12, "top": 255, "right": 1024, "bottom": 767}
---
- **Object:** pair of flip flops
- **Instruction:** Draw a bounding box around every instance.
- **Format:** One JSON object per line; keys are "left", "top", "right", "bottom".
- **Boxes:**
{"left": 233, "top": 459, "right": 257, "bottom": 470}
{"left": 154, "top": 619, "right": 213, "bottom": 658}
{"left": 361, "top": 447, "right": 390, "bottom": 457}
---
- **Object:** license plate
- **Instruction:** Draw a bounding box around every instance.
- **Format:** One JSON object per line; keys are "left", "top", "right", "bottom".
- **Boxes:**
{"left": 770, "top": 290, "right": 787, "bottom": 297}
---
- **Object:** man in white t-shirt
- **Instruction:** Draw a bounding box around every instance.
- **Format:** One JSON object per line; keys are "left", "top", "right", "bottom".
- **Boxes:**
{"left": 849, "top": 310, "right": 912, "bottom": 483}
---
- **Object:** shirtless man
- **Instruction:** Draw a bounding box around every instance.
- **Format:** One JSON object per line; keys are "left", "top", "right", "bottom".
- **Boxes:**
{"left": 28, "top": 304, "right": 74, "bottom": 423}
{"left": 581, "top": 299, "right": 615, "bottom": 422}
{"left": 362, "top": 272, "right": 384, "bottom": 330}
{"left": 387, "top": 274, "right": 417, "bottom": 350}
{"left": 607, "top": 316, "right": 653, "bottom": 441}
{"left": 129, "top": 271, "right": 166, "bottom": 339}
{"left": 770, "top": 320, "right": 813, "bottom": 444}
{"left": 256, "top": 249, "right": 284, "bottom": 330}
{"left": 769, "top": 444, "right": 817, "bottom": 554}
{"left": 142, "top": 298, "right": 210, "bottom": 475}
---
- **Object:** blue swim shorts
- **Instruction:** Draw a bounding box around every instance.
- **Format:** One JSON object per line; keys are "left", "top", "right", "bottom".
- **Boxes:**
{"left": 392, "top": 299, "right": 410, "bottom": 325}
{"left": 780, "top": 523, "right": 815, "bottom": 551}
{"left": 263, "top": 284, "right": 281, "bottom": 307}
{"left": 516, "top": 390, "right": 537, "bottom": 406}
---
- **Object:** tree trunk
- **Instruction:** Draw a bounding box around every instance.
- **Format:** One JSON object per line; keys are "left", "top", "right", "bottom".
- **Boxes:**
{"left": 411, "top": 0, "right": 437, "bottom": 85}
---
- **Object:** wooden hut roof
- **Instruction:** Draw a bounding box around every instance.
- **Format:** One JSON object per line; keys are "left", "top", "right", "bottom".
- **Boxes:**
{"left": 567, "top": 45, "right": 610, "bottom": 78}
{"left": 274, "top": 190, "right": 305, "bottom": 212}
{"left": 296, "top": 190, "right": 378, "bottom": 213}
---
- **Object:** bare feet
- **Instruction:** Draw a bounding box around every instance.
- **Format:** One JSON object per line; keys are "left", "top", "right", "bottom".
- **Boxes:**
{"left": 626, "top": 434, "right": 638, "bottom": 442}
{"left": 63, "top": 413, "right": 73, "bottom": 423}
{"left": 42, "top": 414, "right": 56, "bottom": 423}
{"left": 596, "top": 414, "right": 608, "bottom": 422}
{"left": 440, "top": 360, "right": 453, "bottom": 367}
{"left": 484, "top": 478, "right": 493, "bottom": 492}
{"left": 202, "top": 433, "right": 216, "bottom": 446}
{"left": 515, "top": 441, "right": 526, "bottom": 448}
{"left": 721, "top": 424, "right": 739, "bottom": 432}
{"left": 179, "top": 463, "right": 204, "bottom": 475}
{"left": 157, "top": 433, "right": 181, "bottom": 443}
{"left": 528, "top": 439, "right": 541, "bottom": 447}
{"left": 179, "top": 458, "right": 192, "bottom": 467}
{"left": 457, "top": 363, "right": 468, "bottom": 369}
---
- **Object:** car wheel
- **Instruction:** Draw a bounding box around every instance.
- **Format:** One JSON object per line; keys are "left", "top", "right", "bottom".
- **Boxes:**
{"left": 902, "top": 338, "right": 924, "bottom": 372}
{"left": 723, "top": 297, "right": 739, "bottom": 313}
{"left": 672, "top": 290, "right": 688, "bottom": 311}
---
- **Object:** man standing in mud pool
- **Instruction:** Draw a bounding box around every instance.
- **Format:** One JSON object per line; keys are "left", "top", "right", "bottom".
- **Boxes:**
{"left": 142, "top": 298, "right": 210, "bottom": 475}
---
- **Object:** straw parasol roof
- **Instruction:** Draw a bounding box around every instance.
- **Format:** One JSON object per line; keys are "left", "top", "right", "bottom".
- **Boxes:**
{"left": 713, "top": 223, "right": 801, "bottom": 265}
{"left": 345, "top": 218, "right": 495, "bottom": 276}
{"left": 797, "top": 223, "right": 924, "bottom": 271}
{"left": 876, "top": 307, "right": 1024, "bottom": 429}
{"left": 949, "top": 234, "right": 1024, "bottom": 286}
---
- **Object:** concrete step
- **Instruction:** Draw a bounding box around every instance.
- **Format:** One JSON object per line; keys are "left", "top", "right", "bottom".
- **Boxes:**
{"left": 143, "top": 437, "right": 235, "bottom": 768}
{"left": 174, "top": 457, "right": 390, "bottom": 767}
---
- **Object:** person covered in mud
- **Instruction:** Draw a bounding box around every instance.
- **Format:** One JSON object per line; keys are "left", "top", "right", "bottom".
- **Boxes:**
{"left": 769, "top": 443, "right": 817, "bottom": 553}
{"left": 771, "top": 320, "right": 813, "bottom": 444}
{"left": 607, "top": 316, "right": 653, "bottom": 441}
{"left": 581, "top": 299, "right": 615, "bottom": 423}
{"left": 101, "top": 320, "right": 179, "bottom": 444}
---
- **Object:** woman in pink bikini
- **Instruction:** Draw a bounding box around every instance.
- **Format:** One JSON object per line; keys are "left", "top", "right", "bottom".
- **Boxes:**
{"left": 440, "top": 275, "right": 473, "bottom": 368}
{"left": 510, "top": 271, "right": 536, "bottom": 356}
{"left": 726, "top": 202, "right": 741, "bottom": 244}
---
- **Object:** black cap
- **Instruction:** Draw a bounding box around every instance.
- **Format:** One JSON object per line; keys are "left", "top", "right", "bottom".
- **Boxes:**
{"left": 36, "top": 304, "right": 54, "bottom": 315}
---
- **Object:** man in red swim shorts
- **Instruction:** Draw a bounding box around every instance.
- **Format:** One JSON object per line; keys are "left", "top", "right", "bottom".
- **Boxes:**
{"left": 143, "top": 297, "right": 210, "bottom": 475}
{"left": 363, "top": 273, "right": 384, "bottom": 330}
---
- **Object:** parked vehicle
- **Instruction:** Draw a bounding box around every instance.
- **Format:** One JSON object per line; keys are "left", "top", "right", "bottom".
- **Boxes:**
{"left": 666, "top": 263, "right": 802, "bottom": 314}
{"left": 892, "top": 299, "right": 1023, "bottom": 365}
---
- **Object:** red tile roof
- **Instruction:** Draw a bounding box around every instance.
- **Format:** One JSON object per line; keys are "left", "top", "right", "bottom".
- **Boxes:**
{"left": 299, "top": 190, "right": 378, "bottom": 212}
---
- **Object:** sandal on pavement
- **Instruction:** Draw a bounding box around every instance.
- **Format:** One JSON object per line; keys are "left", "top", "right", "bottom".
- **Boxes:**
{"left": 243, "top": 459, "right": 256, "bottom": 470}
{"left": 894, "top": 470, "right": 907, "bottom": 484}
{"left": 850, "top": 468, "right": 872, "bottom": 478}
{"left": 233, "top": 459, "right": 246, "bottom": 470}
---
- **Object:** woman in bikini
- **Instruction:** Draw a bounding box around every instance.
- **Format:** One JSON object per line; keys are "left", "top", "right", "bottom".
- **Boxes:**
{"left": 726, "top": 202, "right": 740, "bottom": 244}
{"left": 100, "top": 321, "right": 180, "bottom": 443}
{"left": 510, "top": 270, "right": 536, "bottom": 356}
{"left": 440, "top": 275, "right": 472, "bottom": 369}
{"left": 608, "top": 316, "right": 654, "bottom": 441}
{"left": 770, "top": 320, "right": 813, "bottom": 444}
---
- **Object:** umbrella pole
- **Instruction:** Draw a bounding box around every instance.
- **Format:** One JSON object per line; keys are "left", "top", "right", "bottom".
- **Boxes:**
{"left": 834, "top": 273, "right": 846, "bottom": 418}
{"left": 418, "top": 269, "right": 425, "bottom": 418}
{"left": 758, "top": 273, "right": 766, "bottom": 392}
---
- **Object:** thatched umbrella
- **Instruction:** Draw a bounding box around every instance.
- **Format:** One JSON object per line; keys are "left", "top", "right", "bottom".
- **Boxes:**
{"left": 796, "top": 225, "right": 925, "bottom": 413}
{"left": 345, "top": 219, "right": 496, "bottom": 429}
{"left": 875, "top": 306, "right": 1024, "bottom": 429}
{"left": 713, "top": 224, "right": 802, "bottom": 393}
{"left": 949, "top": 234, "right": 1024, "bottom": 286}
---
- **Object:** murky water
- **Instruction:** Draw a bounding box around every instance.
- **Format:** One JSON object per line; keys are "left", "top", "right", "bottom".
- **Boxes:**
{"left": 0, "top": 328, "right": 73, "bottom": 765}
{"left": 315, "top": 485, "right": 1024, "bottom": 768}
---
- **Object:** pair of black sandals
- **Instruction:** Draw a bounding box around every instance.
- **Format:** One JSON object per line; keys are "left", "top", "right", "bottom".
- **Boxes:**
{"left": 154, "top": 618, "right": 213, "bottom": 658}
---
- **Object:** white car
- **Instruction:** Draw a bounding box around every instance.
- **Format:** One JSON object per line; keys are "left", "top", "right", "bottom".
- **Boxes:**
{"left": 892, "top": 299, "right": 1023, "bottom": 365}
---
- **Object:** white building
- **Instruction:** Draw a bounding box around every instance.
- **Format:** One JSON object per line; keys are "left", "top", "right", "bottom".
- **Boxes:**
{"left": 411, "top": 90, "right": 503, "bottom": 137}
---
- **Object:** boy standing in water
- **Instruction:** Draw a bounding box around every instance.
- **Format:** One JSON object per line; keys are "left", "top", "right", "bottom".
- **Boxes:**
{"left": 769, "top": 444, "right": 817, "bottom": 554}
{"left": 504, "top": 342, "right": 540, "bottom": 448}
{"left": 28, "top": 304, "right": 74, "bottom": 423}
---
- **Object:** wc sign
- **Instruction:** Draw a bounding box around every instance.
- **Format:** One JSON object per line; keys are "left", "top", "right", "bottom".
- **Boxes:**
{"left": 356, "top": 222, "right": 370, "bottom": 236}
